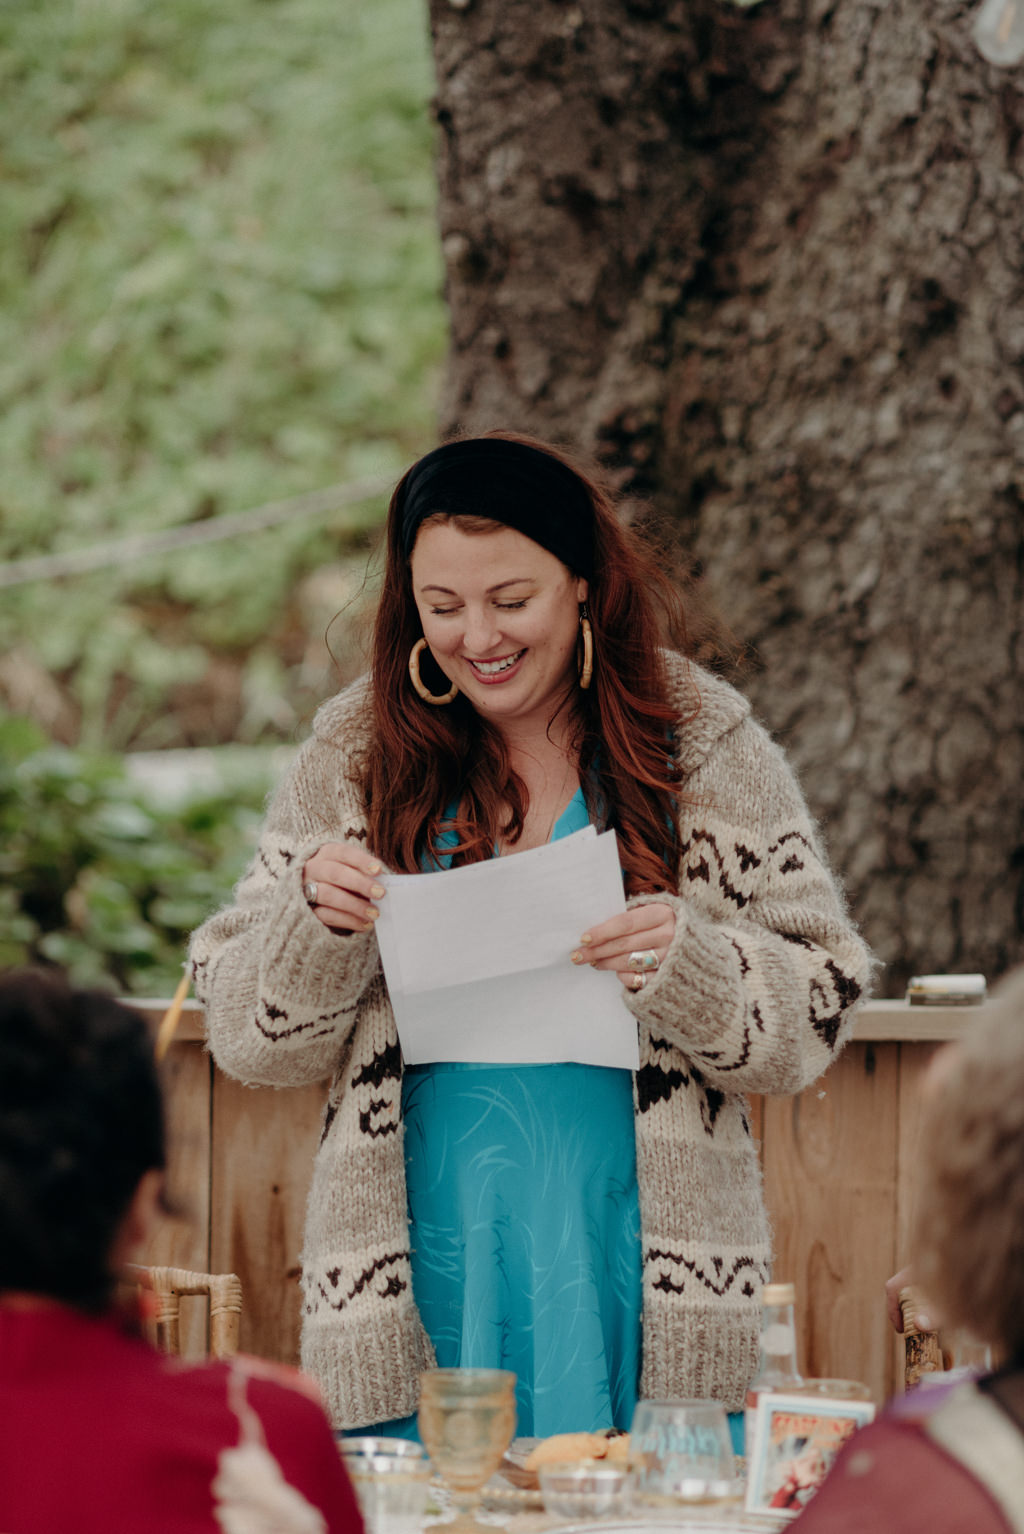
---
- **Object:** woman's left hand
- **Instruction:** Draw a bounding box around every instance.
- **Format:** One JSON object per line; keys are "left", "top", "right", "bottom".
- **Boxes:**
{"left": 571, "top": 901, "right": 676, "bottom": 993}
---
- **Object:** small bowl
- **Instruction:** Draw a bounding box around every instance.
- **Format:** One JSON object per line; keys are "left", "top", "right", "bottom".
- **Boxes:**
{"left": 538, "top": 1459, "right": 633, "bottom": 1519}
{"left": 336, "top": 1435, "right": 427, "bottom": 1459}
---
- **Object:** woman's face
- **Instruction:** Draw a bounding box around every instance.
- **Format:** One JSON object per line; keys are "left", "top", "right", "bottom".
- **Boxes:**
{"left": 410, "top": 521, "right": 588, "bottom": 734}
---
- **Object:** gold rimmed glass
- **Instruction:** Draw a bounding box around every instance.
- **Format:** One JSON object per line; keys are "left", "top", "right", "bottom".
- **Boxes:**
{"left": 417, "top": 1367, "right": 517, "bottom": 1531}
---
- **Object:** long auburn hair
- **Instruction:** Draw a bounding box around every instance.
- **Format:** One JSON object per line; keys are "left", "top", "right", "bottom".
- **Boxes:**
{"left": 363, "top": 431, "right": 697, "bottom": 896}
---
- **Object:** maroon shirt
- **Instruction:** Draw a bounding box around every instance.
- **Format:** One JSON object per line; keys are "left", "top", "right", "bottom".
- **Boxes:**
{"left": 791, "top": 1397, "right": 1014, "bottom": 1534}
{"left": 0, "top": 1302, "right": 364, "bottom": 1534}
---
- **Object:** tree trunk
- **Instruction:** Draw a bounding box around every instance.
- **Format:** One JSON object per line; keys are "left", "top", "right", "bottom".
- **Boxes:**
{"left": 426, "top": 0, "right": 1024, "bottom": 991}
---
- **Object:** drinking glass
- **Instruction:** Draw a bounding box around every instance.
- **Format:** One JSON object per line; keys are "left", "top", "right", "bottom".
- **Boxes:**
{"left": 629, "top": 1398, "right": 742, "bottom": 1508}
{"left": 538, "top": 1460, "right": 633, "bottom": 1519}
{"left": 417, "top": 1368, "right": 517, "bottom": 1531}
{"left": 946, "top": 1332, "right": 994, "bottom": 1376}
{"left": 340, "top": 1451, "right": 433, "bottom": 1534}
{"left": 337, "top": 1436, "right": 428, "bottom": 1461}
{"left": 788, "top": 1378, "right": 873, "bottom": 1402}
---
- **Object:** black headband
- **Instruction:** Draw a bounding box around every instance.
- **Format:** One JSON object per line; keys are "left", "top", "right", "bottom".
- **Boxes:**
{"left": 397, "top": 438, "right": 595, "bottom": 580}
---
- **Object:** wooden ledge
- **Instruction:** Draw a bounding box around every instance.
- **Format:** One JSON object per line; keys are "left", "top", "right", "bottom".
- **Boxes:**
{"left": 849, "top": 998, "right": 992, "bottom": 1041}
{"left": 130, "top": 995, "right": 994, "bottom": 1047}
{"left": 135, "top": 999, "right": 206, "bottom": 1043}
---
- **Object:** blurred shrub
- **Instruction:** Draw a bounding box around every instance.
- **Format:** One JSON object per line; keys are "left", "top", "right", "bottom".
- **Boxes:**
{"left": 0, "top": 716, "right": 273, "bottom": 995}
{"left": 0, "top": 0, "right": 443, "bottom": 749}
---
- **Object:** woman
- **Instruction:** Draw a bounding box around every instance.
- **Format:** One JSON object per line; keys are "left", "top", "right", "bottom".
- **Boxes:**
{"left": 0, "top": 967, "right": 363, "bottom": 1534}
{"left": 792, "top": 967, "right": 1024, "bottom": 1532}
{"left": 190, "top": 432, "right": 872, "bottom": 1439}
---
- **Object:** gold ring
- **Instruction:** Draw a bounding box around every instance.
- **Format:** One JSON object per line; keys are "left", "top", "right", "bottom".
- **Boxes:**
{"left": 627, "top": 949, "right": 659, "bottom": 973}
{"left": 302, "top": 881, "right": 319, "bottom": 906}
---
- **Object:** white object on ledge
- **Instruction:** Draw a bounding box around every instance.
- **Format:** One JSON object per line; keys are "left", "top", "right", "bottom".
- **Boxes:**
{"left": 974, "top": 0, "right": 1024, "bottom": 64}
{"left": 906, "top": 974, "right": 987, "bottom": 1006}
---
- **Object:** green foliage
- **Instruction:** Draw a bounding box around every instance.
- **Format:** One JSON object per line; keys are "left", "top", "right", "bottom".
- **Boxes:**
{"left": 0, "top": 716, "right": 274, "bottom": 995}
{"left": 0, "top": 0, "right": 444, "bottom": 748}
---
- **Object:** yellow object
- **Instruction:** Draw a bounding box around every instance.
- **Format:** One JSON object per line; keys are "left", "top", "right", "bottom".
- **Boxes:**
{"left": 155, "top": 970, "right": 191, "bottom": 1061}
{"left": 524, "top": 1431, "right": 630, "bottom": 1471}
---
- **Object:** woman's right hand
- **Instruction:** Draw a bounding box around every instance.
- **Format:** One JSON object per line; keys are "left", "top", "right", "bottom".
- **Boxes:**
{"left": 301, "top": 843, "right": 387, "bottom": 935}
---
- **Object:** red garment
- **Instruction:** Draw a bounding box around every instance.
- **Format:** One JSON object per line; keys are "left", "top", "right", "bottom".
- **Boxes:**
{"left": 789, "top": 1413, "right": 1013, "bottom": 1534}
{"left": 0, "top": 1302, "right": 364, "bottom": 1534}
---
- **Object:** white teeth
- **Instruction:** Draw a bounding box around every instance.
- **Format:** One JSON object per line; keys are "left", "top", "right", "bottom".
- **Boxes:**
{"left": 471, "top": 651, "right": 524, "bottom": 675}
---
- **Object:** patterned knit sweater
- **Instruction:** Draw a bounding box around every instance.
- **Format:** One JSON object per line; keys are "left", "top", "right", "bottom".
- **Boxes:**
{"left": 189, "top": 655, "right": 873, "bottom": 1427}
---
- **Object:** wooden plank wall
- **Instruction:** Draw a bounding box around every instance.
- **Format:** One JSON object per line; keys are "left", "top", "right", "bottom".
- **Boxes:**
{"left": 149, "top": 1036, "right": 213, "bottom": 1357}
{"left": 210, "top": 1072, "right": 325, "bottom": 1362}
{"left": 141, "top": 1001, "right": 965, "bottom": 1397}
{"left": 761, "top": 1043, "right": 900, "bottom": 1400}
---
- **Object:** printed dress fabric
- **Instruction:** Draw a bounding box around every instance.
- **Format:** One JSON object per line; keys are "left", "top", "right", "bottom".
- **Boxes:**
{"left": 363, "top": 787, "right": 643, "bottom": 1439}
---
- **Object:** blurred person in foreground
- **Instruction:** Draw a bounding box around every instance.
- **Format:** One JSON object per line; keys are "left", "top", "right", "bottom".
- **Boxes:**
{"left": 0, "top": 967, "right": 363, "bottom": 1534}
{"left": 793, "top": 966, "right": 1024, "bottom": 1533}
{"left": 190, "top": 430, "right": 872, "bottom": 1442}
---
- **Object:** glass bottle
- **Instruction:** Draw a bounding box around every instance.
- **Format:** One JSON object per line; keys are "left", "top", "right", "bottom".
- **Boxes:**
{"left": 743, "top": 1281, "right": 803, "bottom": 1455}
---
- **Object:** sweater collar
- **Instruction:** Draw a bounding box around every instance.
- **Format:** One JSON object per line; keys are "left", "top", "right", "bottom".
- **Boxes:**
{"left": 662, "top": 653, "right": 750, "bottom": 779}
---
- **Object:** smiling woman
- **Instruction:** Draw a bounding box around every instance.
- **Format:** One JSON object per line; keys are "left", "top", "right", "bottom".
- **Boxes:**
{"left": 409, "top": 521, "right": 587, "bottom": 847}
{"left": 366, "top": 434, "right": 682, "bottom": 889}
{"left": 189, "top": 431, "right": 873, "bottom": 1444}
{"left": 412, "top": 524, "right": 584, "bottom": 697}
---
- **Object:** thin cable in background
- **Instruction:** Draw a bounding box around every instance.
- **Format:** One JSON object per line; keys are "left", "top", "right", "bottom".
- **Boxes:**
{"left": 0, "top": 473, "right": 395, "bottom": 590}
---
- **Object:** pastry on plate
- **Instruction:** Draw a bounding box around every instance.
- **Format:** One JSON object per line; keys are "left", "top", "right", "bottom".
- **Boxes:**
{"left": 523, "top": 1429, "right": 630, "bottom": 1473}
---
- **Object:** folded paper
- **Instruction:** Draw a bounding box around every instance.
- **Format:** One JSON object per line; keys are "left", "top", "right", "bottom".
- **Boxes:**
{"left": 374, "top": 826, "right": 639, "bottom": 1069}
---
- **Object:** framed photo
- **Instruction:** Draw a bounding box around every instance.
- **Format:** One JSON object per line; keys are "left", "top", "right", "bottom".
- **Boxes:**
{"left": 744, "top": 1392, "right": 876, "bottom": 1518}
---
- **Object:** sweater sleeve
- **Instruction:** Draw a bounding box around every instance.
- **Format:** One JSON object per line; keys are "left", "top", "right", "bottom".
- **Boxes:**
{"left": 625, "top": 713, "right": 875, "bottom": 1097}
{"left": 188, "top": 732, "right": 382, "bottom": 1089}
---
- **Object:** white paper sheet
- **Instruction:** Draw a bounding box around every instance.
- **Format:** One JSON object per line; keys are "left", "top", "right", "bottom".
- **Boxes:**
{"left": 374, "top": 826, "right": 639, "bottom": 1069}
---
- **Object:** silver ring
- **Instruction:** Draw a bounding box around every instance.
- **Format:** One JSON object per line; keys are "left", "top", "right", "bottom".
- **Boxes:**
{"left": 302, "top": 880, "right": 319, "bottom": 906}
{"left": 627, "top": 949, "right": 660, "bottom": 973}
{"left": 625, "top": 972, "right": 647, "bottom": 993}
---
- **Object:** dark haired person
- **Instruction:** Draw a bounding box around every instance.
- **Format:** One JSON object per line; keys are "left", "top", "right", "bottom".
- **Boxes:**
{"left": 0, "top": 968, "right": 363, "bottom": 1534}
{"left": 191, "top": 432, "right": 871, "bottom": 1442}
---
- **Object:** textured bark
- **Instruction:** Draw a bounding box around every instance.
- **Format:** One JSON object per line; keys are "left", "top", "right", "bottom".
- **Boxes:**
{"left": 427, "top": 0, "right": 1024, "bottom": 990}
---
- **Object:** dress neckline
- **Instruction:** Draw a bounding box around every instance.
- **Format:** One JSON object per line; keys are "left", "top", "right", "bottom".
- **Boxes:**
{"left": 431, "top": 783, "right": 588, "bottom": 869}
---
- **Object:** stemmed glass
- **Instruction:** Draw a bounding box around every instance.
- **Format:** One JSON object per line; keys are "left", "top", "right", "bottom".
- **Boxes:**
{"left": 417, "top": 1368, "right": 517, "bottom": 1531}
{"left": 629, "top": 1398, "right": 743, "bottom": 1508}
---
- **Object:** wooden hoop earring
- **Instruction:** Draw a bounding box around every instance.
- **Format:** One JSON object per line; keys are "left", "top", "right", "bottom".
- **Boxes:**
{"left": 409, "top": 638, "right": 459, "bottom": 705}
{"left": 578, "top": 606, "right": 594, "bottom": 691}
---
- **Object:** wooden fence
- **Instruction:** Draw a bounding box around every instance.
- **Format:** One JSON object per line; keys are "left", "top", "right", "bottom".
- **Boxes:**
{"left": 138, "top": 998, "right": 980, "bottom": 1405}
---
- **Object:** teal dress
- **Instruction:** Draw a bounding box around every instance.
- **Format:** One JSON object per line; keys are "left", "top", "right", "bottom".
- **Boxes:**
{"left": 360, "top": 788, "right": 643, "bottom": 1439}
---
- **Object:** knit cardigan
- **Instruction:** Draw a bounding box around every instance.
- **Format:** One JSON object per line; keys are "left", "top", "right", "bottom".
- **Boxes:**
{"left": 189, "top": 655, "right": 873, "bottom": 1427}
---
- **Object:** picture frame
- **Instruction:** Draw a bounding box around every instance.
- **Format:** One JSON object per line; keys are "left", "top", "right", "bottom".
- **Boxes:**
{"left": 744, "top": 1392, "right": 876, "bottom": 1518}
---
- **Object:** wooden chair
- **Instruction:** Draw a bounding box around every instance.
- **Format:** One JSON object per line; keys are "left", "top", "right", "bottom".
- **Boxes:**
{"left": 126, "top": 1264, "right": 243, "bottom": 1360}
